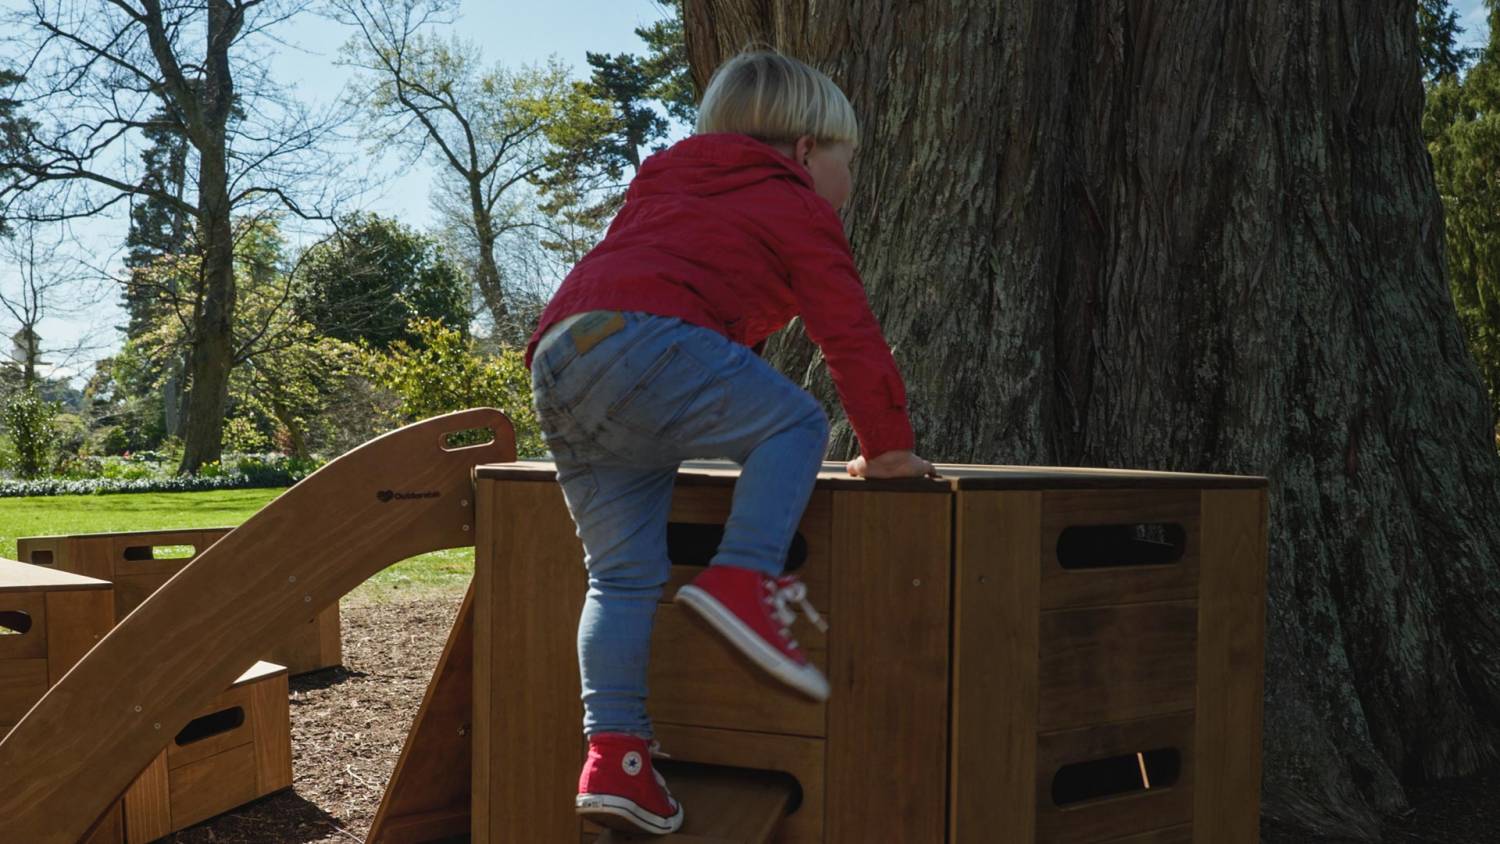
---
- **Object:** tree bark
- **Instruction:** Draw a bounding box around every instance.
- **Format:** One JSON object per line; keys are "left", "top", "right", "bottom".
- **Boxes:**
{"left": 177, "top": 0, "right": 242, "bottom": 474}
{"left": 470, "top": 176, "right": 509, "bottom": 330}
{"left": 685, "top": 0, "right": 1500, "bottom": 836}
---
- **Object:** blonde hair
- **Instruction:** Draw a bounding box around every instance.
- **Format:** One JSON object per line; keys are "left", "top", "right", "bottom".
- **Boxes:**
{"left": 695, "top": 50, "right": 858, "bottom": 145}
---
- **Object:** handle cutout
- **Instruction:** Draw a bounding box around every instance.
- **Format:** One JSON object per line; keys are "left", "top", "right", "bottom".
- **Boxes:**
{"left": 442, "top": 427, "right": 497, "bottom": 450}
{"left": 0, "top": 610, "right": 33, "bottom": 636}
{"left": 1051, "top": 748, "right": 1181, "bottom": 806}
{"left": 175, "top": 706, "right": 246, "bottom": 746}
{"left": 122, "top": 544, "right": 196, "bottom": 562}
{"left": 667, "top": 523, "right": 807, "bottom": 573}
{"left": 27, "top": 550, "right": 54, "bottom": 566}
{"left": 1056, "top": 524, "right": 1186, "bottom": 569}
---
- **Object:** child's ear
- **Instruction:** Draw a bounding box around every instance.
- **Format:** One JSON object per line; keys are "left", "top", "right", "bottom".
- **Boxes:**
{"left": 794, "top": 135, "right": 816, "bottom": 167}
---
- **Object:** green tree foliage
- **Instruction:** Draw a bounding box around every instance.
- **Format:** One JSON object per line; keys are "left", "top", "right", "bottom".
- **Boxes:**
{"left": 1421, "top": 0, "right": 1480, "bottom": 81}
{"left": 2, "top": 386, "right": 58, "bottom": 479}
{"left": 360, "top": 317, "right": 541, "bottom": 456}
{"left": 123, "top": 106, "right": 196, "bottom": 342}
{"left": 296, "top": 213, "right": 470, "bottom": 350}
{"left": 1427, "top": 2, "right": 1500, "bottom": 423}
{"left": 0, "top": 69, "right": 36, "bottom": 236}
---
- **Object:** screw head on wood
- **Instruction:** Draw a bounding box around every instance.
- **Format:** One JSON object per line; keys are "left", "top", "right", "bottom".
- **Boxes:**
{"left": 304, "top": 595, "right": 312, "bottom": 603}
{"left": 912, "top": 579, "right": 922, "bottom": 587}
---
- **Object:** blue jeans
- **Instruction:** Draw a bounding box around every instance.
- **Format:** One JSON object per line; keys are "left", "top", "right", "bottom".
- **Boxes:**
{"left": 529, "top": 312, "right": 830, "bottom": 738}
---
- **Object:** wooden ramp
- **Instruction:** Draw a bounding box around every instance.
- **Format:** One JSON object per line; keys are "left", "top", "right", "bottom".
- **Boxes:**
{"left": 590, "top": 762, "right": 798, "bottom": 844}
{"left": 0, "top": 409, "right": 515, "bottom": 844}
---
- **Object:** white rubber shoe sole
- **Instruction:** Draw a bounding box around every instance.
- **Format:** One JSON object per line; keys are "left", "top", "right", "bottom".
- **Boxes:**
{"left": 676, "top": 584, "right": 831, "bottom": 701}
{"left": 576, "top": 792, "right": 684, "bottom": 835}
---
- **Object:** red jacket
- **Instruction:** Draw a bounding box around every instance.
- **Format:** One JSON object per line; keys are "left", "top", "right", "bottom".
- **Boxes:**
{"left": 526, "top": 133, "right": 914, "bottom": 458}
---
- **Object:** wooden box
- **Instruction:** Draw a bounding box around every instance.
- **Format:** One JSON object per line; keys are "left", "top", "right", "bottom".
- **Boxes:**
{"left": 0, "top": 558, "right": 115, "bottom": 736}
{"left": 17, "top": 528, "right": 341, "bottom": 675}
{"left": 121, "top": 660, "right": 294, "bottom": 842}
{"left": 470, "top": 461, "right": 1267, "bottom": 844}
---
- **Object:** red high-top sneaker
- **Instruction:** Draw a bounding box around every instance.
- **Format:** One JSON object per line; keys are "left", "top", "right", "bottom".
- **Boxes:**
{"left": 675, "top": 565, "right": 830, "bottom": 701}
{"left": 575, "top": 733, "right": 684, "bottom": 835}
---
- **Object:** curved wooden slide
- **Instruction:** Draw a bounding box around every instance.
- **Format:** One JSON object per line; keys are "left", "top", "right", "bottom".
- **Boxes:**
{"left": 0, "top": 408, "right": 515, "bottom": 844}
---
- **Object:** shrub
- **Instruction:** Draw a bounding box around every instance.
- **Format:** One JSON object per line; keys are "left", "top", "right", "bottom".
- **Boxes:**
{"left": 2, "top": 388, "right": 58, "bottom": 479}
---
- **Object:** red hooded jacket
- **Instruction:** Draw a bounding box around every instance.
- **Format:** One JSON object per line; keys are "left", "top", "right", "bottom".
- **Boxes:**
{"left": 526, "top": 133, "right": 914, "bottom": 458}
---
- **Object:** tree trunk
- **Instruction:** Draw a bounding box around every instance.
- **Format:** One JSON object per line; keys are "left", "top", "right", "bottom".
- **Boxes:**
{"left": 177, "top": 0, "right": 241, "bottom": 474}
{"left": 470, "top": 178, "right": 509, "bottom": 332}
{"left": 685, "top": 0, "right": 1500, "bottom": 836}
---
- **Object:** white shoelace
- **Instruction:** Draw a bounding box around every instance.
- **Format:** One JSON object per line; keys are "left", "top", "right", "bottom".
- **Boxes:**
{"left": 763, "top": 576, "right": 829, "bottom": 649}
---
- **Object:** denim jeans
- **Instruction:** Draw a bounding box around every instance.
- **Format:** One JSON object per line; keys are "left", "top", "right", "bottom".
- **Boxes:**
{"left": 529, "top": 311, "right": 830, "bottom": 738}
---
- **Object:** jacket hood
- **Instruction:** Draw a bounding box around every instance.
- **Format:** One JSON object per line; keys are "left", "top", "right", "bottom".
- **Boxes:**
{"left": 628, "top": 134, "right": 814, "bottom": 199}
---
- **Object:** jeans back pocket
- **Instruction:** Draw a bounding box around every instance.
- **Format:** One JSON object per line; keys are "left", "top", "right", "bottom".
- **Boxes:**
{"left": 605, "top": 343, "right": 724, "bottom": 438}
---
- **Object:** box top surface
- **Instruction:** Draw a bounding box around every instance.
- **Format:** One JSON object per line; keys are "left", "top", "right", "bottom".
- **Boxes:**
{"left": 475, "top": 460, "right": 1268, "bottom": 491}
{"left": 19, "top": 526, "right": 234, "bottom": 544}
{"left": 0, "top": 557, "right": 113, "bottom": 592}
{"left": 232, "top": 660, "right": 288, "bottom": 687}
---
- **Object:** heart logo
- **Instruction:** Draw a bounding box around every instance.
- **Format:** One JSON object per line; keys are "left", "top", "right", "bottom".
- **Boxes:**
{"left": 376, "top": 490, "right": 394, "bottom": 503}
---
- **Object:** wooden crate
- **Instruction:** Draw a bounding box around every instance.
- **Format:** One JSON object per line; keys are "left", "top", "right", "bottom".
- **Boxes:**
{"left": 467, "top": 461, "right": 1267, "bottom": 844}
{"left": 121, "top": 660, "right": 294, "bottom": 842}
{"left": 17, "top": 528, "right": 341, "bottom": 675}
{"left": 0, "top": 557, "right": 114, "bottom": 735}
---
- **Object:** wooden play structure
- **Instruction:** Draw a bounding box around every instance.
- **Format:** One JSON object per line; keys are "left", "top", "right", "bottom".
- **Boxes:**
{"left": 0, "top": 408, "right": 1268, "bottom": 843}
{"left": 16, "top": 526, "right": 341, "bottom": 675}
{"left": 0, "top": 558, "right": 292, "bottom": 842}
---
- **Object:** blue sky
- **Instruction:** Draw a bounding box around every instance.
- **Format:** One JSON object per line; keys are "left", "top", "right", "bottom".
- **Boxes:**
{"left": 2, "top": 1, "right": 1496, "bottom": 382}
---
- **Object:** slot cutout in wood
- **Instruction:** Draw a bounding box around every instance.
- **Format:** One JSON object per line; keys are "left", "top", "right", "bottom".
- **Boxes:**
{"left": 1056, "top": 524, "right": 1186, "bottom": 569}
{"left": 0, "top": 610, "right": 32, "bottom": 635}
{"left": 667, "top": 523, "right": 807, "bottom": 573}
{"left": 174, "top": 706, "right": 246, "bottom": 746}
{"left": 442, "top": 427, "right": 497, "bottom": 450}
{"left": 1051, "top": 748, "right": 1181, "bottom": 807}
{"left": 27, "top": 550, "right": 53, "bottom": 566}
{"left": 122, "top": 544, "right": 196, "bottom": 562}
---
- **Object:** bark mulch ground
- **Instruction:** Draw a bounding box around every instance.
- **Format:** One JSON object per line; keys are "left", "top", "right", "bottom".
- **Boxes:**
{"left": 160, "top": 591, "right": 1500, "bottom": 843}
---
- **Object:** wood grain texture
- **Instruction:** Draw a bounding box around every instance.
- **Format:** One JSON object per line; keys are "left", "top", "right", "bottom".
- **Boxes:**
{"left": 0, "top": 590, "right": 47, "bottom": 660}
{"left": 651, "top": 723, "right": 825, "bottom": 844}
{"left": 167, "top": 742, "right": 259, "bottom": 831}
{"left": 663, "top": 488, "right": 832, "bottom": 608}
{"left": 1038, "top": 601, "right": 1198, "bottom": 730}
{"left": 1193, "top": 489, "right": 1268, "bottom": 844}
{"left": 0, "top": 408, "right": 515, "bottom": 844}
{"left": 249, "top": 670, "right": 294, "bottom": 794}
{"left": 1040, "top": 490, "right": 1200, "bottom": 610}
{"left": 44, "top": 588, "right": 113, "bottom": 684}
{"left": 80, "top": 802, "right": 125, "bottom": 844}
{"left": 1035, "top": 713, "right": 1196, "bottom": 843}
{"left": 951, "top": 491, "right": 1041, "bottom": 842}
{"left": 827, "top": 491, "right": 950, "bottom": 844}
{"left": 0, "top": 657, "right": 48, "bottom": 734}
{"left": 474, "top": 477, "right": 587, "bottom": 844}
{"left": 369, "top": 586, "right": 474, "bottom": 844}
{"left": 166, "top": 683, "right": 256, "bottom": 770}
{"left": 648, "top": 602, "right": 826, "bottom": 738}
{"left": 123, "top": 752, "right": 172, "bottom": 843}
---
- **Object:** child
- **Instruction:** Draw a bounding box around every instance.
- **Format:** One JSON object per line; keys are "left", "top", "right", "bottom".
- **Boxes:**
{"left": 525, "top": 49, "right": 934, "bottom": 836}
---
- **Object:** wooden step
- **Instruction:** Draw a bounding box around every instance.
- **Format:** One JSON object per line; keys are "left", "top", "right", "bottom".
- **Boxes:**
{"left": 589, "top": 762, "right": 796, "bottom": 844}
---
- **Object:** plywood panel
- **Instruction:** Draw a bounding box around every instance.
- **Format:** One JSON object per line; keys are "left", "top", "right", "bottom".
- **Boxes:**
{"left": 264, "top": 604, "right": 343, "bottom": 675}
{"left": 0, "top": 557, "right": 111, "bottom": 591}
{"left": 0, "top": 658, "right": 48, "bottom": 733}
{"left": 1035, "top": 713, "right": 1195, "bottom": 843}
{"left": 1040, "top": 490, "right": 1200, "bottom": 609}
{"left": 166, "top": 684, "right": 256, "bottom": 770}
{"left": 123, "top": 752, "right": 172, "bottom": 843}
{"left": 44, "top": 588, "right": 113, "bottom": 684}
{"left": 588, "top": 761, "right": 794, "bottom": 844}
{"left": 113, "top": 572, "right": 172, "bottom": 621}
{"left": 167, "top": 743, "right": 260, "bottom": 831}
{"left": 369, "top": 587, "right": 474, "bottom": 844}
{"left": 81, "top": 802, "right": 125, "bottom": 844}
{"left": 952, "top": 491, "right": 1041, "bottom": 842}
{"left": 249, "top": 671, "right": 294, "bottom": 793}
{"left": 1193, "top": 489, "right": 1268, "bottom": 844}
{"left": 1038, "top": 601, "right": 1198, "bottom": 730}
{"left": 827, "top": 491, "right": 950, "bottom": 844}
{"left": 0, "top": 591, "right": 47, "bottom": 660}
{"left": 647, "top": 603, "right": 825, "bottom": 738}
{"left": 651, "top": 723, "right": 824, "bottom": 844}
{"left": 474, "top": 478, "right": 587, "bottom": 844}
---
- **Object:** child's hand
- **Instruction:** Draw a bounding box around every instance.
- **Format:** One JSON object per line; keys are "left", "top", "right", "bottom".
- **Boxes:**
{"left": 846, "top": 450, "right": 940, "bottom": 479}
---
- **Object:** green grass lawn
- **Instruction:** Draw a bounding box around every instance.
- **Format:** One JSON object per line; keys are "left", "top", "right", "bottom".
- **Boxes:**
{"left": 0, "top": 488, "right": 474, "bottom": 602}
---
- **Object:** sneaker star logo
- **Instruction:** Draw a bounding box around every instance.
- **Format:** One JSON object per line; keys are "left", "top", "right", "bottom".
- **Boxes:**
{"left": 622, "top": 751, "right": 643, "bottom": 776}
